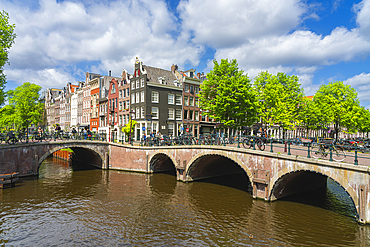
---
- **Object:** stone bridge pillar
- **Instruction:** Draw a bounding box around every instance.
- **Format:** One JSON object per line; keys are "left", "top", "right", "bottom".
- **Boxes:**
{"left": 176, "top": 159, "right": 187, "bottom": 182}
{"left": 252, "top": 169, "right": 270, "bottom": 200}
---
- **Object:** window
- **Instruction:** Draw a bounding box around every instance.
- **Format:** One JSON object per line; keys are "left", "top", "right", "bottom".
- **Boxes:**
{"left": 136, "top": 107, "right": 140, "bottom": 118}
{"left": 151, "top": 107, "right": 159, "bottom": 119}
{"left": 185, "top": 84, "right": 189, "bottom": 93}
{"left": 168, "top": 108, "right": 174, "bottom": 119}
{"left": 136, "top": 92, "right": 139, "bottom": 103}
{"left": 119, "top": 115, "right": 122, "bottom": 125}
{"left": 195, "top": 98, "right": 199, "bottom": 107}
{"left": 195, "top": 86, "right": 199, "bottom": 94}
{"left": 141, "top": 91, "right": 144, "bottom": 102}
{"left": 131, "top": 94, "right": 135, "bottom": 104}
{"left": 136, "top": 80, "right": 139, "bottom": 89}
{"left": 119, "top": 90, "right": 122, "bottom": 99}
{"left": 190, "top": 110, "right": 193, "bottom": 120}
{"left": 202, "top": 114, "right": 206, "bottom": 121}
{"left": 176, "top": 95, "right": 182, "bottom": 105}
{"left": 127, "top": 88, "right": 129, "bottom": 96}
{"left": 195, "top": 111, "right": 199, "bottom": 121}
{"left": 190, "top": 85, "right": 194, "bottom": 94}
{"left": 184, "top": 96, "right": 188, "bottom": 106}
{"left": 190, "top": 97, "right": 194, "bottom": 106}
{"left": 141, "top": 107, "right": 145, "bottom": 118}
{"left": 123, "top": 89, "right": 126, "bottom": 98}
{"left": 126, "top": 100, "right": 129, "bottom": 109}
{"left": 151, "top": 91, "right": 159, "bottom": 103}
{"left": 176, "top": 109, "right": 182, "bottom": 120}
{"left": 168, "top": 123, "right": 174, "bottom": 136}
{"left": 132, "top": 82, "right": 135, "bottom": 90}
{"left": 119, "top": 102, "right": 122, "bottom": 110}
{"left": 184, "top": 110, "right": 188, "bottom": 120}
{"left": 141, "top": 78, "right": 145, "bottom": 87}
{"left": 168, "top": 94, "right": 174, "bottom": 104}
{"left": 123, "top": 101, "right": 126, "bottom": 110}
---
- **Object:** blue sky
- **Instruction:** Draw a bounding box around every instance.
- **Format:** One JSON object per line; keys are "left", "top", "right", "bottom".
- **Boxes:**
{"left": 1, "top": 0, "right": 370, "bottom": 107}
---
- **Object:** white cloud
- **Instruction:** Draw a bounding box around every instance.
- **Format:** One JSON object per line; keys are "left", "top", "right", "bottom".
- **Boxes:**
{"left": 1, "top": 0, "right": 203, "bottom": 88}
{"left": 344, "top": 73, "right": 370, "bottom": 106}
{"left": 178, "top": 0, "right": 309, "bottom": 48}
{"left": 6, "top": 68, "right": 75, "bottom": 89}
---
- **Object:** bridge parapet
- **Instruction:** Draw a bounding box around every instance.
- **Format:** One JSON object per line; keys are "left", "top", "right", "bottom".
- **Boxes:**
{"left": 2, "top": 142, "right": 370, "bottom": 224}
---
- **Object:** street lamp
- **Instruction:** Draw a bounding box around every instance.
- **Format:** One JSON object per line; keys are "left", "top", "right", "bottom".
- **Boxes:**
{"left": 129, "top": 110, "right": 135, "bottom": 144}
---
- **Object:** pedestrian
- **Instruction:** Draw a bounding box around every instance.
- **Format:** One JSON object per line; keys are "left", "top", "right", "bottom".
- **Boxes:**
{"left": 38, "top": 127, "right": 43, "bottom": 137}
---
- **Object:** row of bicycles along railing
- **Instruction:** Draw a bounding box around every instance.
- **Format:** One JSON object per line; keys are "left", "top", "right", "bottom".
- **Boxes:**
{"left": 0, "top": 131, "right": 107, "bottom": 144}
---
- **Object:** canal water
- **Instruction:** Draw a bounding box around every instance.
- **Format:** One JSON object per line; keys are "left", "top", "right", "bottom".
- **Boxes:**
{"left": 0, "top": 157, "right": 369, "bottom": 246}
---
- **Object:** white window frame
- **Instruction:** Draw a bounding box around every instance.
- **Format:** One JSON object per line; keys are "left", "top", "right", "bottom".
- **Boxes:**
{"left": 136, "top": 80, "right": 139, "bottom": 89}
{"left": 141, "top": 91, "right": 144, "bottom": 103}
{"left": 176, "top": 95, "right": 182, "bottom": 105}
{"left": 141, "top": 78, "right": 145, "bottom": 87}
{"left": 176, "top": 109, "right": 182, "bottom": 120}
{"left": 168, "top": 93, "right": 174, "bottom": 104}
{"left": 190, "top": 96, "right": 194, "bottom": 106}
{"left": 141, "top": 106, "right": 145, "bottom": 118}
{"left": 136, "top": 92, "right": 139, "bottom": 103}
{"left": 131, "top": 94, "right": 135, "bottom": 104}
{"left": 184, "top": 96, "right": 188, "bottom": 106}
{"left": 168, "top": 108, "right": 174, "bottom": 120}
{"left": 132, "top": 82, "right": 135, "bottom": 90}
{"left": 136, "top": 107, "right": 140, "bottom": 119}
{"left": 151, "top": 91, "right": 159, "bottom": 103}
{"left": 151, "top": 107, "right": 159, "bottom": 119}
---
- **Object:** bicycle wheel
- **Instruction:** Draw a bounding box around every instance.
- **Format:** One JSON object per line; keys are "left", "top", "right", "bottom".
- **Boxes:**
{"left": 311, "top": 146, "right": 322, "bottom": 159}
{"left": 257, "top": 139, "right": 265, "bottom": 151}
{"left": 242, "top": 138, "right": 252, "bottom": 149}
{"left": 333, "top": 148, "right": 346, "bottom": 162}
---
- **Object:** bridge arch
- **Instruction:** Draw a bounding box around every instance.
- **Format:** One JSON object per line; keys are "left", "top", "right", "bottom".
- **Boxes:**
{"left": 185, "top": 151, "right": 253, "bottom": 183}
{"left": 269, "top": 168, "right": 358, "bottom": 218}
{"left": 148, "top": 151, "right": 177, "bottom": 173}
{"left": 38, "top": 144, "right": 105, "bottom": 171}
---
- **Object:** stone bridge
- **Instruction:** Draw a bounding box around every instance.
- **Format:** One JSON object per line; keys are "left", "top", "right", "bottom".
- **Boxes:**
{"left": 1, "top": 141, "right": 369, "bottom": 224}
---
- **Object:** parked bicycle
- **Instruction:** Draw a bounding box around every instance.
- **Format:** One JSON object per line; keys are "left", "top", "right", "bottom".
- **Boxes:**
{"left": 242, "top": 136, "right": 266, "bottom": 151}
{"left": 311, "top": 140, "right": 345, "bottom": 162}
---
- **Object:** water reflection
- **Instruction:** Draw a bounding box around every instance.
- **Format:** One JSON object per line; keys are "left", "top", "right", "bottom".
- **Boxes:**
{"left": 0, "top": 157, "right": 369, "bottom": 246}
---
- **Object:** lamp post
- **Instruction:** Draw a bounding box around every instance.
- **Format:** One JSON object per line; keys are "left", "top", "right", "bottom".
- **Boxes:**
{"left": 129, "top": 110, "right": 135, "bottom": 144}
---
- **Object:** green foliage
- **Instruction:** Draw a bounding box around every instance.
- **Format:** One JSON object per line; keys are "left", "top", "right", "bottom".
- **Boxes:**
{"left": 313, "top": 81, "right": 360, "bottom": 138}
{"left": 0, "top": 11, "right": 16, "bottom": 106}
{"left": 254, "top": 71, "right": 304, "bottom": 131}
{"left": 199, "top": 59, "right": 259, "bottom": 129}
{"left": 4, "top": 82, "right": 44, "bottom": 130}
{"left": 122, "top": 119, "right": 138, "bottom": 138}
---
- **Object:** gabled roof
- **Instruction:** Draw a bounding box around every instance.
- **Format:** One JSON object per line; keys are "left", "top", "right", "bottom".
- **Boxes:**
{"left": 143, "top": 65, "right": 179, "bottom": 86}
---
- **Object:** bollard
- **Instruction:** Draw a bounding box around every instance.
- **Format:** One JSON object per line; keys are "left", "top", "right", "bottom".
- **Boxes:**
{"left": 288, "top": 141, "right": 291, "bottom": 155}
{"left": 354, "top": 148, "right": 358, "bottom": 165}
{"left": 253, "top": 138, "right": 256, "bottom": 150}
{"left": 237, "top": 135, "right": 240, "bottom": 148}
{"left": 284, "top": 141, "right": 287, "bottom": 153}
{"left": 307, "top": 143, "right": 311, "bottom": 158}
{"left": 329, "top": 145, "right": 333, "bottom": 161}
{"left": 270, "top": 139, "right": 273, "bottom": 153}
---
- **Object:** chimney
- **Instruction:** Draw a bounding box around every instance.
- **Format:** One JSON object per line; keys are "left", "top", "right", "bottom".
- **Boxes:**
{"left": 109, "top": 70, "right": 111, "bottom": 77}
{"left": 171, "top": 64, "right": 178, "bottom": 73}
{"left": 197, "top": 72, "right": 200, "bottom": 78}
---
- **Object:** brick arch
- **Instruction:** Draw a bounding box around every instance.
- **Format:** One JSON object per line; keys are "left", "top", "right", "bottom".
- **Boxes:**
{"left": 269, "top": 168, "right": 358, "bottom": 213}
{"left": 185, "top": 150, "right": 253, "bottom": 182}
{"left": 148, "top": 151, "right": 177, "bottom": 172}
{"left": 37, "top": 144, "right": 105, "bottom": 170}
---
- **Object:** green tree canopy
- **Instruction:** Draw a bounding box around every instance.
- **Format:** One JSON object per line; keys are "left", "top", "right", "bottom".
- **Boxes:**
{"left": 0, "top": 10, "right": 16, "bottom": 106}
{"left": 254, "top": 71, "right": 304, "bottom": 133}
{"left": 122, "top": 119, "right": 138, "bottom": 141}
{"left": 199, "top": 59, "right": 259, "bottom": 129}
{"left": 313, "top": 81, "right": 360, "bottom": 140}
{"left": 5, "top": 82, "right": 44, "bottom": 130}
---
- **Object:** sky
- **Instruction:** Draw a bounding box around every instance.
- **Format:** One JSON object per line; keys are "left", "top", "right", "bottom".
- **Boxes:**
{"left": 1, "top": 0, "right": 370, "bottom": 108}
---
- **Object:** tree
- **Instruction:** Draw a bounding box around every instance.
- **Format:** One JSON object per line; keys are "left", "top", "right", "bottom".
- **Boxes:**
{"left": 122, "top": 119, "right": 138, "bottom": 141}
{"left": 6, "top": 82, "right": 44, "bottom": 130}
{"left": 313, "top": 81, "right": 360, "bottom": 140}
{"left": 199, "top": 59, "right": 259, "bottom": 129}
{"left": 0, "top": 11, "right": 16, "bottom": 106}
{"left": 254, "top": 71, "right": 304, "bottom": 138}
